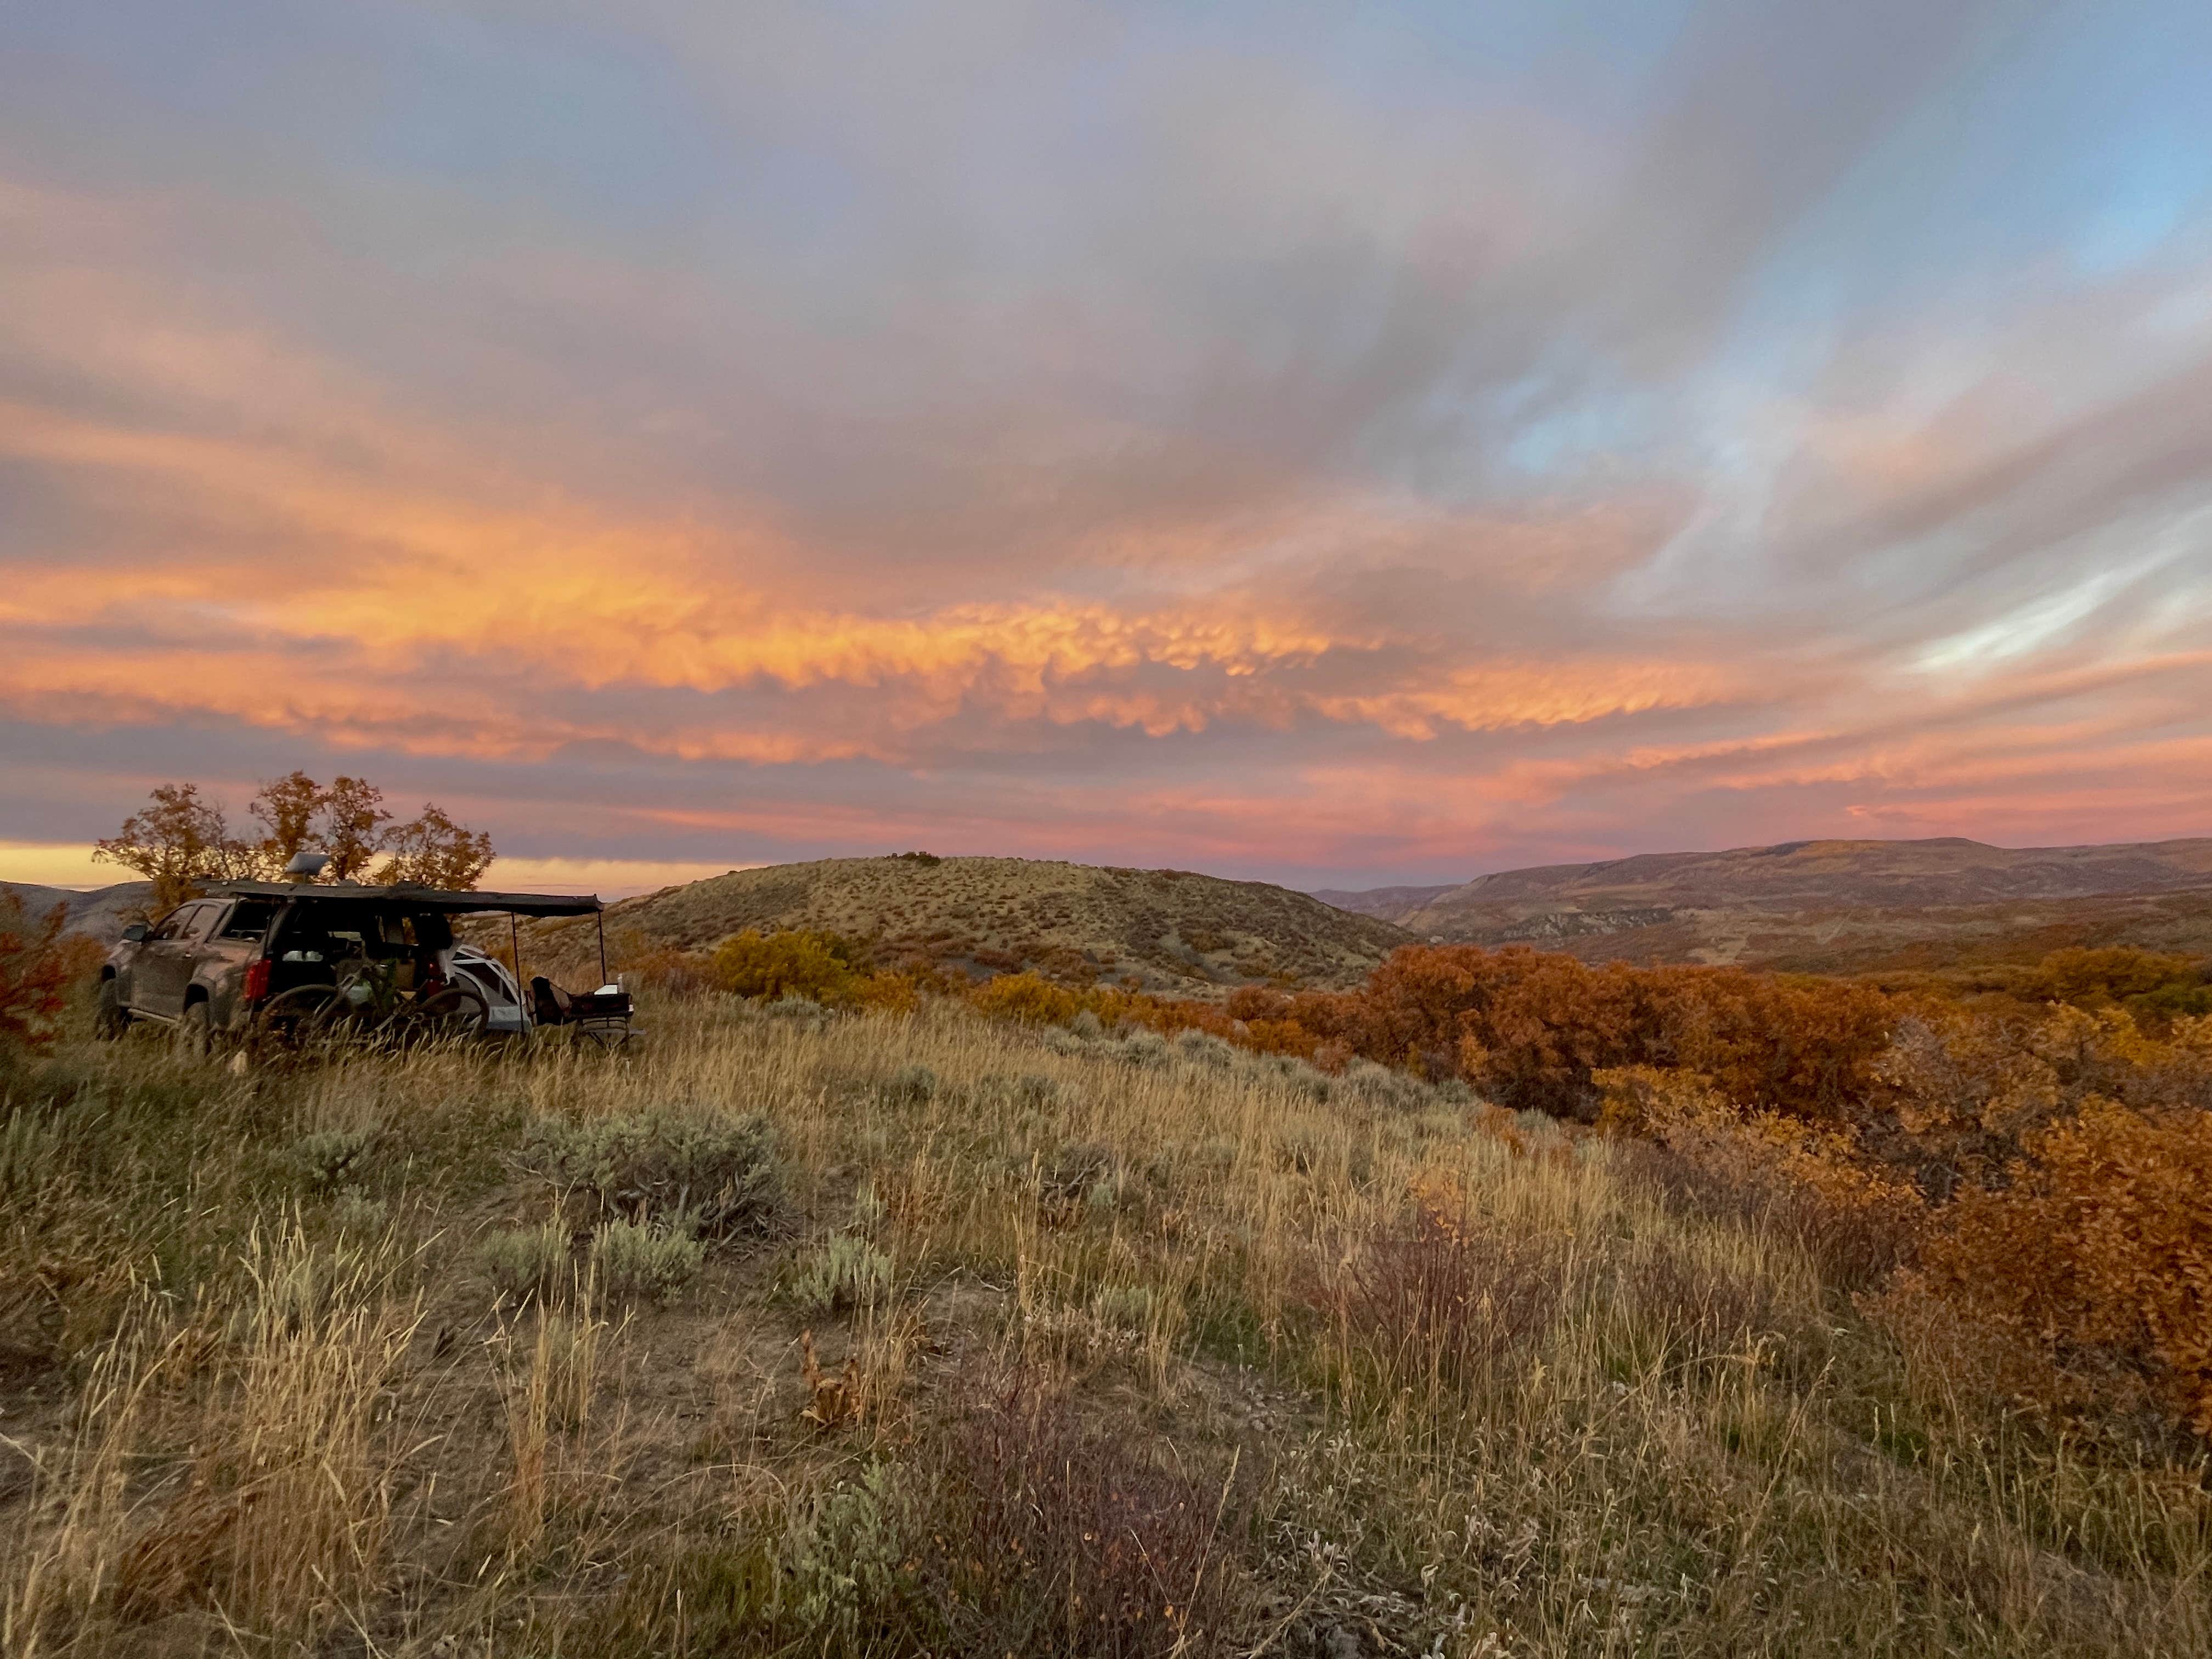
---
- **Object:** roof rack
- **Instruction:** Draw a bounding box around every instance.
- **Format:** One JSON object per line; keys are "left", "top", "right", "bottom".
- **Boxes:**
{"left": 211, "top": 881, "right": 601, "bottom": 918}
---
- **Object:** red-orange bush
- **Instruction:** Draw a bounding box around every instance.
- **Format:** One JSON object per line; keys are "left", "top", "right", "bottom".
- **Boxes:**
{"left": 1227, "top": 946, "right": 1898, "bottom": 1120}
{"left": 0, "top": 890, "right": 87, "bottom": 1054}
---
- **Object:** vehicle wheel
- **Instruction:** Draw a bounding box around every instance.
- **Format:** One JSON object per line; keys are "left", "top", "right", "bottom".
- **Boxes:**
{"left": 95, "top": 979, "right": 131, "bottom": 1041}
{"left": 255, "top": 984, "right": 341, "bottom": 1057}
{"left": 178, "top": 999, "right": 214, "bottom": 1059}
{"left": 413, "top": 984, "right": 489, "bottom": 1045}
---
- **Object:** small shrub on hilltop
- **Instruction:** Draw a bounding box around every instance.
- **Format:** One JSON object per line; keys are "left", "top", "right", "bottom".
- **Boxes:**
{"left": 289, "top": 1128, "right": 376, "bottom": 1195}
{"left": 878, "top": 1063, "right": 939, "bottom": 1107}
{"left": 778, "top": 1464, "right": 911, "bottom": 1639}
{"left": 516, "top": 1110, "right": 781, "bottom": 1239}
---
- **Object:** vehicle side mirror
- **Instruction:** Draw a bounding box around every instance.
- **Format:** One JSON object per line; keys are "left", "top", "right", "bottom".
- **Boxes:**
{"left": 123, "top": 922, "right": 149, "bottom": 943}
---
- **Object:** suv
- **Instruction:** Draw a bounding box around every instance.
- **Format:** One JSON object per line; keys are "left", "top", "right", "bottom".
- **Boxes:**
{"left": 97, "top": 891, "right": 286, "bottom": 1051}
{"left": 97, "top": 879, "right": 611, "bottom": 1053}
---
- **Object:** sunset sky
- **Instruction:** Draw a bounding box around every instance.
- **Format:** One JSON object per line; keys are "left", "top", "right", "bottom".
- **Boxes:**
{"left": 4, "top": 1, "right": 2211, "bottom": 893}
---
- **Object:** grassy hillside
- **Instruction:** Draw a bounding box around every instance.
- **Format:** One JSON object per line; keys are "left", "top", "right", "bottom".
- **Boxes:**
{"left": 1338, "top": 836, "right": 2212, "bottom": 970}
{"left": 4, "top": 998, "right": 2206, "bottom": 1656}
{"left": 517, "top": 855, "right": 1412, "bottom": 993}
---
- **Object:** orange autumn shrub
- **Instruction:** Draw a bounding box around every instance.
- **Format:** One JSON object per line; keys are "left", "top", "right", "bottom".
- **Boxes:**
{"left": 1875, "top": 1004, "right": 2212, "bottom": 1196}
{"left": 1251, "top": 946, "right": 1897, "bottom": 1120}
{"left": 1881, "top": 1097, "right": 2212, "bottom": 1434}
{"left": 968, "top": 971, "right": 1081, "bottom": 1026}
{"left": 853, "top": 970, "right": 923, "bottom": 1015}
{"left": 972, "top": 944, "right": 1899, "bottom": 1119}
{"left": 1602, "top": 1065, "right": 1923, "bottom": 1289}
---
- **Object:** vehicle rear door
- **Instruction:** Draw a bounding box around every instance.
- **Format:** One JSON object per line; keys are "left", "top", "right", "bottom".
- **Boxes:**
{"left": 197, "top": 899, "right": 279, "bottom": 1020}
{"left": 133, "top": 902, "right": 212, "bottom": 1017}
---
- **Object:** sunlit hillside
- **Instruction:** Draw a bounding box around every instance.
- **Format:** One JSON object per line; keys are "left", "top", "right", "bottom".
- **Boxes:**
{"left": 507, "top": 854, "right": 1412, "bottom": 995}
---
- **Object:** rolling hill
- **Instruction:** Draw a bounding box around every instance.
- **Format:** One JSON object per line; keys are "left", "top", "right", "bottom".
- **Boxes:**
{"left": 1319, "top": 836, "right": 2212, "bottom": 972}
{"left": 0, "top": 879, "right": 154, "bottom": 944}
{"left": 16, "top": 834, "right": 2212, "bottom": 986}
{"left": 519, "top": 854, "right": 1413, "bottom": 993}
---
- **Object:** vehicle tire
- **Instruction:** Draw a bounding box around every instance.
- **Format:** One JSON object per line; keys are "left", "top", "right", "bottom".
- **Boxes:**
{"left": 413, "top": 984, "right": 489, "bottom": 1045}
{"left": 254, "top": 984, "right": 341, "bottom": 1057}
{"left": 95, "top": 979, "right": 131, "bottom": 1041}
{"left": 178, "top": 999, "right": 213, "bottom": 1060}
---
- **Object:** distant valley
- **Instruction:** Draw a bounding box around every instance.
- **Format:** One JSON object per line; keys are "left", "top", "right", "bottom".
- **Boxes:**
{"left": 1315, "top": 836, "right": 2212, "bottom": 972}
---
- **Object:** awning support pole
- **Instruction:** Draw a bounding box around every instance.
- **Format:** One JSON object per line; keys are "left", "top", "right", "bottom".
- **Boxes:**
{"left": 597, "top": 911, "right": 608, "bottom": 988}
{"left": 510, "top": 912, "right": 524, "bottom": 1021}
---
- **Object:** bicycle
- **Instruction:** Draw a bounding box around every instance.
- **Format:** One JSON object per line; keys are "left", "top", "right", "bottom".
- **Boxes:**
{"left": 255, "top": 958, "right": 488, "bottom": 1056}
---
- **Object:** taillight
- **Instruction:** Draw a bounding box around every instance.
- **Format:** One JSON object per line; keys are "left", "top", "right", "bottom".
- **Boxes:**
{"left": 244, "top": 959, "right": 272, "bottom": 1001}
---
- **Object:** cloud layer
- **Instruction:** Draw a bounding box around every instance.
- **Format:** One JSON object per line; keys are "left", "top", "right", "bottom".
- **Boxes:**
{"left": 3, "top": 1, "right": 2209, "bottom": 887}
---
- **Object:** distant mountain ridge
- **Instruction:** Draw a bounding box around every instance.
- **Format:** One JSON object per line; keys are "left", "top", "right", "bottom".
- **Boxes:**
{"left": 0, "top": 879, "right": 154, "bottom": 945}
{"left": 1313, "top": 836, "right": 2212, "bottom": 971}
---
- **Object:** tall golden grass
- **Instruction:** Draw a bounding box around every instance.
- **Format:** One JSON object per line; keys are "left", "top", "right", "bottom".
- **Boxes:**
{"left": 1, "top": 991, "right": 2207, "bottom": 1655}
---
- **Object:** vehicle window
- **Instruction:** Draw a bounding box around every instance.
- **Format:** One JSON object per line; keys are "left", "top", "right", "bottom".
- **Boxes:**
{"left": 183, "top": 905, "right": 225, "bottom": 943}
{"left": 149, "top": 905, "right": 198, "bottom": 942}
{"left": 220, "top": 900, "right": 280, "bottom": 940}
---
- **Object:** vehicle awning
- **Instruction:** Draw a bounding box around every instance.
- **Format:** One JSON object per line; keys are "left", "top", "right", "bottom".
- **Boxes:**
{"left": 212, "top": 881, "right": 602, "bottom": 917}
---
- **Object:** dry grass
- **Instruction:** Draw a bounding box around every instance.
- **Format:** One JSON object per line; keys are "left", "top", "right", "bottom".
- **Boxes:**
{"left": 1, "top": 995, "right": 2207, "bottom": 1656}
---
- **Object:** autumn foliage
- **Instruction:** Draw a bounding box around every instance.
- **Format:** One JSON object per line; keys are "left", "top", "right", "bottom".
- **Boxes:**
{"left": 0, "top": 889, "right": 98, "bottom": 1056}
{"left": 709, "top": 929, "right": 872, "bottom": 1006}
{"left": 961, "top": 940, "right": 2212, "bottom": 1441}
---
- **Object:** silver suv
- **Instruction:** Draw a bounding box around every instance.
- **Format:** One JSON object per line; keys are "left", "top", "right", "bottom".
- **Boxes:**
{"left": 97, "top": 892, "right": 284, "bottom": 1050}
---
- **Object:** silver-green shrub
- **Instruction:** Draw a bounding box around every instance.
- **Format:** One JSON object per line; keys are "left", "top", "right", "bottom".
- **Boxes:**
{"left": 481, "top": 1219, "right": 571, "bottom": 1306}
{"left": 516, "top": 1110, "right": 781, "bottom": 1238}
{"left": 787, "top": 1233, "right": 894, "bottom": 1317}
{"left": 590, "top": 1218, "right": 704, "bottom": 1306}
